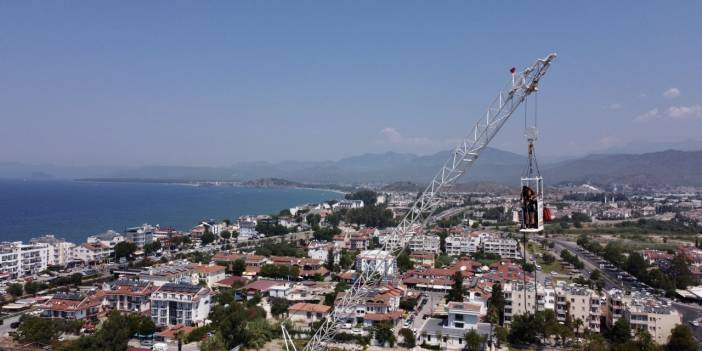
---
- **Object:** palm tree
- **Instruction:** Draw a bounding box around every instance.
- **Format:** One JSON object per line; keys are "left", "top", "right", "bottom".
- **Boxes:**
{"left": 574, "top": 318, "right": 584, "bottom": 339}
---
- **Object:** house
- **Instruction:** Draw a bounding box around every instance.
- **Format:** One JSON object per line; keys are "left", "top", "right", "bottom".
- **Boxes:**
{"left": 150, "top": 283, "right": 211, "bottom": 327}
{"left": 356, "top": 250, "right": 396, "bottom": 279}
{"left": 86, "top": 230, "right": 125, "bottom": 248}
{"left": 288, "top": 303, "right": 331, "bottom": 324}
{"left": 73, "top": 242, "right": 113, "bottom": 264}
{"left": 242, "top": 279, "right": 291, "bottom": 299}
{"left": 333, "top": 200, "right": 364, "bottom": 210}
{"left": 103, "top": 279, "right": 158, "bottom": 313}
{"left": 189, "top": 263, "right": 226, "bottom": 287}
{"left": 139, "top": 263, "right": 193, "bottom": 286}
{"left": 41, "top": 291, "right": 105, "bottom": 320}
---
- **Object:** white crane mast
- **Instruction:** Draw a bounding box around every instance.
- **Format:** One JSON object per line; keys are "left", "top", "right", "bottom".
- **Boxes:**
{"left": 297, "top": 53, "right": 557, "bottom": 351}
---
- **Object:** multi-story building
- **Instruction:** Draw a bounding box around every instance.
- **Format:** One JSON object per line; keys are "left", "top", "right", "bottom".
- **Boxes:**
{"left": 42, "top": 291, "right": 105, "bottom": 320}
{"left": 307, "top": 241, "right": 339, "bottom": 264}
{"left": 624, "top": 300, "right": 682, "bottom": 344}
{"left": 445, "top": 232, "right": 484, "bottom": 256}
{"left": 607, "top": 289, "right": 682, "bottom": 344}
{"left": 140, "top": 263, "right": 193, "bottom": 286}
{"left": 0, "top": 241, "right": 49, "bottom": 279}
{"left": 333, "top": 200, "right": 364, "bottom": 210}
{"left": 356, "top": 250, "right": 396, "bottom": 279}
{"left": 481, "top": 237, "right": 519, "bottom": 259}
{"left": 503, "top": 282, "right": 552, "bottom": 323}
{"left": 73, "top": 242, "right": 113, "bottom": 263}
{"left": 103, "top": 279, "right": 158, "bottom": 313}
{"left": 30, "top": 235, "right": 76, "bottom": 267}
{"left": 409, "top": 234, "right": 441, "bottom": 254}
{"left": 86, "top": 230, "right": 125, "bottom": 248}
{"left": 150, "top": 283, "right": 211, "bottom": 327}
{"left": 189, "top": 263, "right": 226, "bottom": 287}
{"left": 418, "top": 301, "right": 492, "bottom": 350}
{"left": 288, "top": 303, "right": 331, "bottom": 325}
{"left": 125, "top": 224, "right": 155, "bottom": 248}
{"left": 555, "top": 283, "right": 604, "bottom": 332}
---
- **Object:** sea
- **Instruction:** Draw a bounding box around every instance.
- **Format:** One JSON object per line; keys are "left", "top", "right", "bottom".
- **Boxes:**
{"left": 0, "top": 180, "right": 343, "bottom": 244}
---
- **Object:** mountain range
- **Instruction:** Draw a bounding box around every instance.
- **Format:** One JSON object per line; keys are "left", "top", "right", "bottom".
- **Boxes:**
{"left": 3, "top": 148, "right": 702, "bottom": 187}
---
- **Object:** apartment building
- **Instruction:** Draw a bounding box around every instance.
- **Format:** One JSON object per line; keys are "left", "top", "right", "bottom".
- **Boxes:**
{"left": 0, "top": 241, "right": 49, "bottom": 279}
{"left": 555, "top": 284, "right": 604, "bottom": 332}
{"left": 73, "top": 242, "right": 113, "bottom": 264}
{"left": 103, "top": 279, "right": 158, "bottom": 313}
{"left": 150, "top": 283, "right": 211, "bottom": 327}
{"left": 30, "top": 235, "right": 76, "bottom": 267}
{"left": 125, "top": 224, "right": 154, "bottom": 248}
{"left": 624, "top": 301, "right": 682, "bottom": 344}
{"left": 482, "top": 237, "right": 519, "bottom": 259}
{"left": 608, "top": 289, "right": 682, "bottom": 344}
{"left": 140, "top": 263, "right": 193, "bottom": 286}
{"left": 42, "top": 291, "right": 105, "bottom": 320}
{"left": 409, "top": 234, "right": 441, "bottom": 254}
{"left": 503, "top": 282, "right": 553, "bottom": 323}
{"left": 289, "top": 303, "right": 331, "bottom": 324}
{"left": 356, "top": 249, "right": 397, "bottom": 279}
{"left": 189, "top": 263, "right": 226, "bottom": 287}
{"left": 445, "top": 232, "right": 483, "bottom": 256}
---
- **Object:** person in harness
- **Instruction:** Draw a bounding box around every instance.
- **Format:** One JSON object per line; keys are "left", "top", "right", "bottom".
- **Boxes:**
{"left": 521, "top": 185, "right": 536, "bottom": 228}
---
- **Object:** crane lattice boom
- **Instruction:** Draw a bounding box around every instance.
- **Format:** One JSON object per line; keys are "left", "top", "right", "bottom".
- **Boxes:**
{"left": 298, "top": 53, "right": 556, "bottom": 351}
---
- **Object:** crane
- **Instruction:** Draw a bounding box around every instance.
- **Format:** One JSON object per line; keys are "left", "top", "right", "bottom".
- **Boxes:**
{"left": 283, "top": 53, "right": 557, "bottom": 351}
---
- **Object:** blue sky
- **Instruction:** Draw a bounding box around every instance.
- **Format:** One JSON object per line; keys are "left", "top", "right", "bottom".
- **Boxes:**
{"left": 1, "top": 1, "right": 700, "bottom": 167}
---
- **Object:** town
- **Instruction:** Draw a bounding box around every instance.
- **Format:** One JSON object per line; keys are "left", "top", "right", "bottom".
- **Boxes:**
{"left": 1, "top": 185, "right": 702, "bottom": 351}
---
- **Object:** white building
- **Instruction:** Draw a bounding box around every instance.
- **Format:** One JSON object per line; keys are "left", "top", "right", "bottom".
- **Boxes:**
{"left": 288, "top": 303, "right": 331, "bottom": 324}
{"left": 30, "top": 235, "right": 76, "bottom": 267}
{"left": 150, "top": 282, "right": 211, "bottom": 327}
{"left": 355, "top": 250, "right": 396, "bottom": 279}
{"left": 86, "top": 230, "right": 125, "bottom": 248}
{"left": 409, "top": 234, "right": 441, "bottom": 254}
{"left": 125, "top": 224, "right": 155, "bottom": 248}
{"left": 445, "top": 233, "right": 484, "bottom": 256}
{"left": 481, "top": 237, "right": 519, "bottom": 259}
{"left": 307, "top": 241, "right": 339, "bottom": 264}
{"left": 72, "top": 242, "right": 113, "bottom": 264}
{"left": 237, "top": 219, "right": 258, "bottom": 241}
{"left": 333, "top": 200, "right": 364, "bottom": 210}
{"left": 0, "top": 241, "right": 49, "bottom": 278}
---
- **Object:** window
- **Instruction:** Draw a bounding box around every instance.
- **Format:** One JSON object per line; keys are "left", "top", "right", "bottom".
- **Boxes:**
{"left": 454, "top": 314, "right": 464, "bottom": 321}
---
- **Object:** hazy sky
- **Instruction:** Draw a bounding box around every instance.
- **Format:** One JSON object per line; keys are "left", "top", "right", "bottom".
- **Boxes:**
{"left": 1, "top": 1, "right": 700, "bottom": 167}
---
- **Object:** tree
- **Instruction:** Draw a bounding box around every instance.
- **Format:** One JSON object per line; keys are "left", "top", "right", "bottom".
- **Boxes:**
{"left": 270, "top": 297, "right": 290, "bottom": 318}
{"left": 137, "top": 317, "right": 156, "bottom": 336}
{"left": 489, "top": 283, "right": 505, "bottom": 325}
{"left": 446, "top": 271, "right": 465, "bottom": 302}
{"left": 326, "top": 213, "right": 341, "bottom": 227}
{"left": 114, "top": 241, "right": 137, "bottom": 260}
{"left": 625, "top": 252, "right": 648, "bottom": 278}
{"left": 7, "top": 283, "right": 23, "bottom": 297}
{"left": 200, "top": 333, "right": 227, "bottom": 351}
{"left": 232, "top": 258, "right": 246, "bottom": 276}
{"left": 508, "top": 313, "right": 539, "bottom": 344}
{"left": 606, "top": 318, "right": 632, "bottom": 344}
{"left": 326, "top": 247, "right": 336, "bottom": 271}
{"left": 399, "top": 328, "right": 416, "bottom": 348}
{"left": 464, "top": 329, "right": 483, "bottom": 351}
{"left": 306, "top": 213, "right": 321, "bottom": 227}
{"left": 143, "top": 240, "right": 162, "bottom": 255}
{"left": 345, "top": 189, "right": 377, "bottom": 205}
{"left": 220, "top": 230, "right": 231, "bottom": 240}
{"left": 201, "top": 231, "right": 216, "bottom": 246}
{"left": 372, "top": 321, "right": 396, "bottom": 347}
{"left": 13, "top": 315, "right": 61, "bottom": 345}
{"left": 670, "top": 255, "right": 694, "bottom": 289}
{"left": 397, "top": 251, "right": 413, "bottom": 272}
{"left": 667, "top": 325, "right": 698, "bottom": 351}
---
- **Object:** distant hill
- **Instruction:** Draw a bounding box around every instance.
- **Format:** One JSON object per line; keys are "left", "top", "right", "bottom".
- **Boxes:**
{"left": 544, "top": 150, "right": 702, "bottom": 187}
{"left": 6, "top": 148, "right": 702, "bottom": 188}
